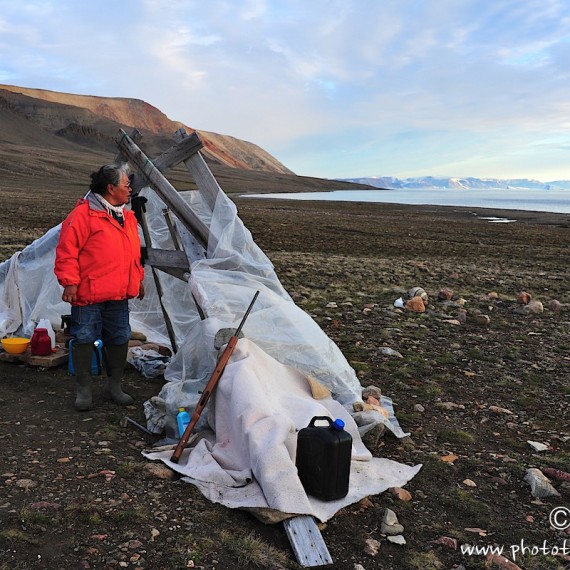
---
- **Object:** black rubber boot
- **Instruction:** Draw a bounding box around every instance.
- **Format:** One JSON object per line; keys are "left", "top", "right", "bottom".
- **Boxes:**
{"left": 72, "top": 343, "right": 94, "bottom": 411}
{"left": 102, "top": 343, "right": 134, "bottom": 406}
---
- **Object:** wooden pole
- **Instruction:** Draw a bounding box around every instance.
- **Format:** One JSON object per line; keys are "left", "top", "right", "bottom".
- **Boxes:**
{"left": 115, "top": 129, "right": 210, "bottom": 248}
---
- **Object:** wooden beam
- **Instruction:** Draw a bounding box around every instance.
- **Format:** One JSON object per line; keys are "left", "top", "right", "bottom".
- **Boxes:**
{"left": 152, "top": 131, "right": 203, "bottom": 172}
{"left": 115, "top": 129, "right": 210, "bottom": 249}
{"left": 144, "top": 248, "right": 190, "bottom": 271}
{"left": 283, "top": 516, "right": 333, "bottom": 567}
{"left": 173, "top": 129, "right": 223, "bottom": 211}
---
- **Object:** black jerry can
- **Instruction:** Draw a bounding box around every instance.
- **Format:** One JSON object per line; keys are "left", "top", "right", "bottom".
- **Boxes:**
{"left": 296, "top": 416, "right": 352, "bottom": 501}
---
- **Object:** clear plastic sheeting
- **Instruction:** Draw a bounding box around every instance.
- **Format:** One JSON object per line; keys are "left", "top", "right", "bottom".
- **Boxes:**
{"left": 0, "top": 225, "right": 69, "bottom": 338}
{"left": 138, "top": 188, "right": 372, "bottom": 435}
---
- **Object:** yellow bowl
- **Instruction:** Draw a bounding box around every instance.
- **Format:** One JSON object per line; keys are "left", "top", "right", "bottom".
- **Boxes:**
{"left": 2, "top": 337, "right": 31, "bottom": 354}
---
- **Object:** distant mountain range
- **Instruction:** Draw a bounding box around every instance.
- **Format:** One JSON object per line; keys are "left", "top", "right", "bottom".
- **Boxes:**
{"left": 339, "top": 176, "right": 570, "bottom": 191}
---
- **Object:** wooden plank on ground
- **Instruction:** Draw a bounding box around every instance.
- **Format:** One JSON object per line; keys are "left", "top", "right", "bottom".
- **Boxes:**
{"left": 283, "top": 515, "right": 333, "bottom": 567}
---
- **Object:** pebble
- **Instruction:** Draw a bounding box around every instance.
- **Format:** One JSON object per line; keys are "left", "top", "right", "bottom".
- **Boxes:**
{"left": 438, "top": 287, "right": 453, "bottom": 300}
{"left": 406, "top": 296, "right": 426, "bottom": 312}
{"left": 389, "top": 487, "right": 412, "bottom": 501}
{"left": 524, "top": 468, "right": 560, "bottom": 498}
{"left": 381, "top": 508, "right": 404, "bottom": 535}
{"left": 515, "top": 300, "right": 544, "bottom": 315}
{"left": 144, "top": 463, "right": 177, "bottom": 480}
{"left": 377, "top": 347, "right": 403, "bottom": 358}
{"left": 549, "top": 299, "right": 562, "bottom": 312}
{"left": 386, "top": 535, "right": 406, "bottom": 545}
{"left": 408, "top": 286, "right": 428, "bottom": 300}
{"left": 364, "top": 538, "right": 380, "bottom": 556}
{"left": 527, "top": 441, "right": 548, "bottom": 452}
{"left": 475, "top": 314, "right": 491, "bottom": 325}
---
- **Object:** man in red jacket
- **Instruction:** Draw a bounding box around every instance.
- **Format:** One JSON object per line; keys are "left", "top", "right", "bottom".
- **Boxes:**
{"left": 55, "top": 164, "right": 145, "bottom": 411}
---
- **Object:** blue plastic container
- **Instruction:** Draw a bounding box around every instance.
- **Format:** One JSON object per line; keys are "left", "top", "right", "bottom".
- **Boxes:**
{"left": 176, "top": 407, "right": 190, "bottom": 438}
{"left": 296, "top": 416, "right": 352, "bottom": 501}
{"left": 68, "top": 339, "right": 103, "bottom": 376}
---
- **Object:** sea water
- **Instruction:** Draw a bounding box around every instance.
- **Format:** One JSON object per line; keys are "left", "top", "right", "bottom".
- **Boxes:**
{"left": 243, "top": 188, "right": 570, "bottom": 215}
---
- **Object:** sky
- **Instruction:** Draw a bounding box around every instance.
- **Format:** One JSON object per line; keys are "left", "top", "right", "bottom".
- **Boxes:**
{"left": 1, "top": 0, "right": 569, "bottom": 182}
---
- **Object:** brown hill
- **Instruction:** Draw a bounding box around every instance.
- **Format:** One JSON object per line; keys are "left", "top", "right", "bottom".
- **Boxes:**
{"left": 0, "top": 84, "right": 292, "bottom": 174}
{"left": 0, "top": 83, "right": 375, "bottom": 214}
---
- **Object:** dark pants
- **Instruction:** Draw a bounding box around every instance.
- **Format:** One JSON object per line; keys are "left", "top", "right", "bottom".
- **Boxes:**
{"left": 70, "top": 300, "right": 131, "bottom": 345}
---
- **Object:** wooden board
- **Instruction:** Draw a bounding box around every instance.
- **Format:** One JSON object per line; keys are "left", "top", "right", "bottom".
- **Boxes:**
{"left": 0, "top": 347, "right": 68, "bottom": 368}
{"left": 283, "top": 515, "right": 333, "bottom": 567}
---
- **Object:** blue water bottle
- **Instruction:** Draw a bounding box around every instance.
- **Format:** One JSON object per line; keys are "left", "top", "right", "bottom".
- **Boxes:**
{"left": 68, "top": 339, "right": 103, "bottom": 375}
{"left": 176, "top": 407, "right": 190, "bottom": 439}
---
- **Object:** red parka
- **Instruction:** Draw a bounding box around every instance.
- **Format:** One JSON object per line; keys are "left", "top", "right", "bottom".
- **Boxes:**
{"left": 55, "top": 195, "right": 144, "bottom": 306}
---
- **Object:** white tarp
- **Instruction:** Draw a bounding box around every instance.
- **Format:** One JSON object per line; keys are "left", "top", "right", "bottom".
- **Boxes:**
{"left": 144, "top": 339, "right": 421, "bottom": 522}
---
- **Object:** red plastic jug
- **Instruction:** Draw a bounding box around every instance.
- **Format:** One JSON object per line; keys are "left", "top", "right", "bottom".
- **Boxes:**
{"left": 31, "top": 328, "right": 51, "bottom": 356}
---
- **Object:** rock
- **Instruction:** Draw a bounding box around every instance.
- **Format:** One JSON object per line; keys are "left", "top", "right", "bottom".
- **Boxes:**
{"left": 362, "top": 386, "right": 382, "bottom": 400}
{"left": 15, "top": 479, "right": 37, "bottom": 491}
{"left": 354, "top": 565, "right": 366, "bottom": 570}
{"left": 381, "top": 508, "right": 404, "bottom": 535}
{"left": 378, "top": 347, "right": 403, "bottom": 358}
{"left": 386, "top": 535, "right": 406, "bottom": 545}
{"left": 413, "top": 403, "right": 425, "bottom": 413}
{"left": 524, "top": 300, "right": 544, "bottom": 314}
{"left": 542, "top": 467, "right": 570, "bottom": 482}
{"left": 436, "top": 401, "right": 465, "bottom": 410}
{"left": 364, "top": 538, "right": 380, "bottom": 556}
{"left": 475, "top": 314, "right": 491, "bottom": 325}
{"left": 524, "top": 468, "right": 560, "bottom": 498}
{"left": 488, "top": 405, "right": 513, "bottom": 414}
{"left": 362, "top": 422, "right": 386, "bottom": 449}
{"left": 517, "top": 291, "right": 532, "bottom": 305}
{"left": 463, "top": 479, "right": 477, "bottom": 487}
{"left": 487, "top": 292, "right": 499, "bottom": 300}
{"left": 29, "top": 501, "right": 62, "bottom": 511}
{"left": 144, "top": 463, "right": 177, "bottom": 481}
{"left": 382, "top": 508, "right": 399, "bottom": 526}
{"left": 406, "top": 296, "right": 426, "bottom": 312}
{"left": 408, "top": 286, "right": 428, "bottom": 301}
{"left": 527, "top": 441, "right": 549, "bottom": 452}
{"left": 431, "top": 536, "right": 458, "bottom": 550}
{"left": 438, "top": 287, "right": 453, "bottom": 300}
{"left": 389, "top": 487, "right": 412, "bottom": 501}
{"left": 549, "top": 299, "right": 562, "bottom": 312}
{"left": 485, "top": 552, "right": 523, "bottom": 569}
{"left": 325, "top": 302, "right": 338, "bottom": 309}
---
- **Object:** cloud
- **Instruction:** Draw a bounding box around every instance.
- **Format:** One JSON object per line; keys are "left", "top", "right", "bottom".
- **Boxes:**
{"left": 1, "top": 0, "right": 569, "bottom": 180}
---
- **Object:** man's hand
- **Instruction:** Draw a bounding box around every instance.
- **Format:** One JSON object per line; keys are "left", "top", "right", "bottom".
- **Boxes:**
{"left": 62, "top": 285, "right": 78, "bottom": 304}
{"left": 137, "top": 283, "right": 145, "bottom": 300}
